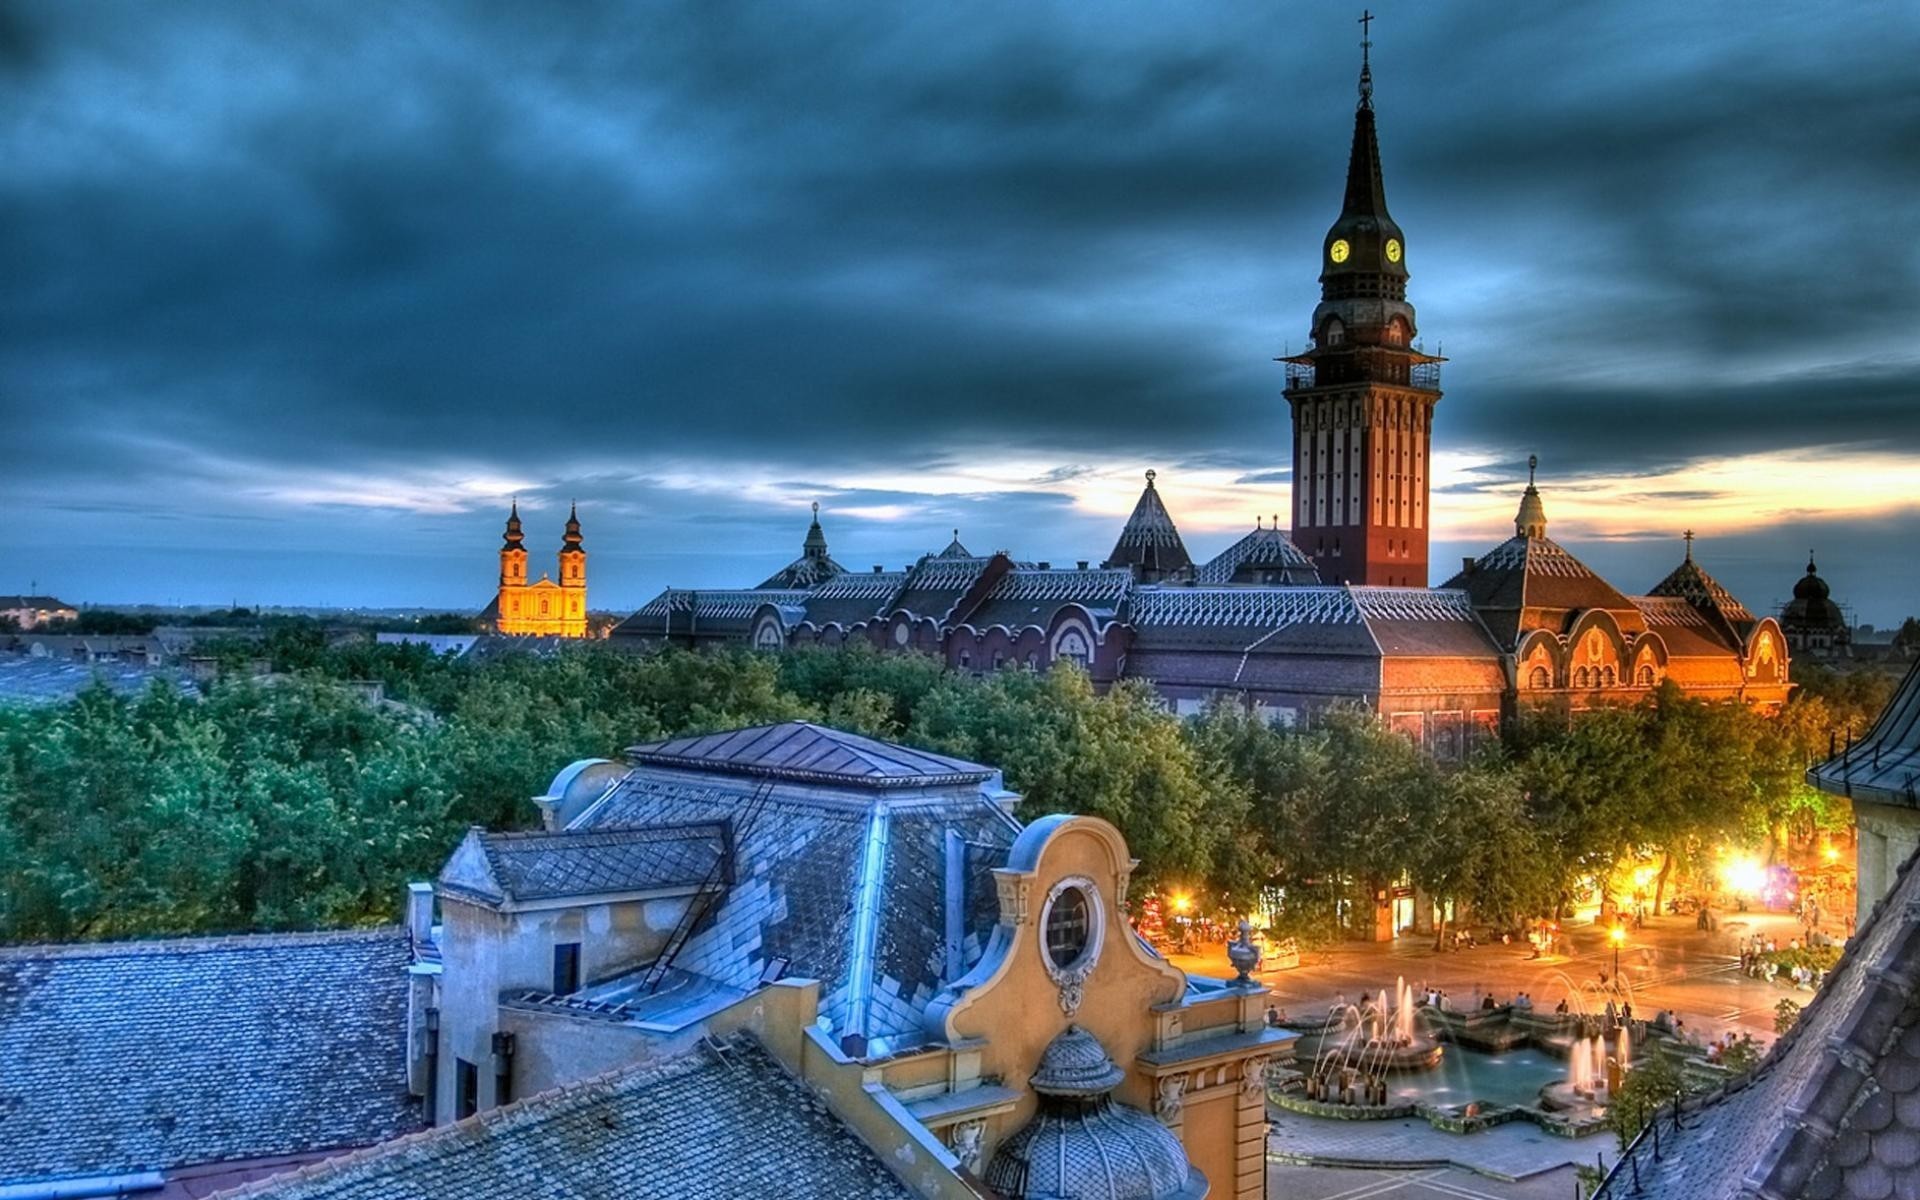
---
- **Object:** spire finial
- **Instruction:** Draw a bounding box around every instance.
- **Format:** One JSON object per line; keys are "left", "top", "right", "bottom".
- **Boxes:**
{"left": 1683, "top": 529, "right": 1695, "bottom": 562}
{"left": 1357, "top": 9, "right": 1375, "bottom": 110}
{"left": 1527, "top": 454, "right": 1538, "bottom": 488}
{"left": 812, "top": 500, "right": 820, "bottom": 520}
{"left": 1145, "top": 468, "right": 1157, "bottom": 486}
{"left": 1808, "top": 549, "right": 1818, "bottom": 573}
{"left": 1256, "top": 514, "right": 1263, "bottom": 530}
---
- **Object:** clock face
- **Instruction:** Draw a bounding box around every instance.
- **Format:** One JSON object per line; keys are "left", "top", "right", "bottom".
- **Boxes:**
{"left": 1329, "top": 239, "right": 1350, "bottom": 264}
{"left": 1385, "top": 238, "right": 1402, "bottom": 263}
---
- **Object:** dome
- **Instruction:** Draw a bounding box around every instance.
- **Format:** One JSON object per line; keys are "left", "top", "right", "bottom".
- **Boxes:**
{"left": 983, "top": 1027, "right": 1205, "bottom": 1200}
{"left": 1793, "top": 557, "right": 1831, "bottom": 603}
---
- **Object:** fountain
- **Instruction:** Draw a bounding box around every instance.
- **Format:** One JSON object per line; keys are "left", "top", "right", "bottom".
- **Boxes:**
{"left": 1296, "top": 976, "right": 1445, "bottom": 1109}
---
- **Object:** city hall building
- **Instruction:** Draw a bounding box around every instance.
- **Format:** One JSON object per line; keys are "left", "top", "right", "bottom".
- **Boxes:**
{"left": 610, "top": 53, "right": 1791, "bottom": 738}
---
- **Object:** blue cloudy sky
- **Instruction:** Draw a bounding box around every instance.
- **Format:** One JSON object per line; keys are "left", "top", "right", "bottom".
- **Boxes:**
{"left": 3, "top": 1, "right": 1918, "bottom": 623}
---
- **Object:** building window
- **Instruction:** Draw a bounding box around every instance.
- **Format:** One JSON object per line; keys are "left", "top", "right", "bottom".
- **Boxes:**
{"left": 1027, "top": 651, "right": 1040, "bottom": 670}
{"left": 992, "top": 651, "right": 1006, "bottom": 670}
{"left": 1044, "top": 886, "right": 1092, "bottom": 971}
{"left": 456, "top": 1059, "right": 478, "bottom": 1120}
{"left": 1637, "top": 664, "right": 1655, "bottom": 687}
{"left": 552, "top": 942, "right": 581, "bottom": 995}
{"left": 958, "top": 649, "right": 971, "bottom": 670}
{"left": 1055, "top": 628, "right": 1091, "bottom": 668}
{"left": 1529, "top": 665, "right": 1551, "bottom": 689}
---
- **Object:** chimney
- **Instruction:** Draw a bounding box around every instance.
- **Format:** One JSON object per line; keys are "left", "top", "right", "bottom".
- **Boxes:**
{"left": 1077, "top": 561, "right": 1089, "bottom": 571}
{"left": 406, "top": 881, "right": 434, "bottom": 949}
{"left": 872, "top": 565, "right": 883, "bottom": 574}
{"left": 1037, "top": 561, "right": 1051, "bottom": 570}
{"left": 1462, "top": 557, "right": 1476, "bottom": 575}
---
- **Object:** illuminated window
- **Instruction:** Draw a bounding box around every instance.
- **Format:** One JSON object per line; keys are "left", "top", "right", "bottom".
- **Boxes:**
{"left": 1637, "top": 665, "right": 1655, "bottom": 687}
{"left": 1056, "top": 628, "right": 1091, "bottom": 668}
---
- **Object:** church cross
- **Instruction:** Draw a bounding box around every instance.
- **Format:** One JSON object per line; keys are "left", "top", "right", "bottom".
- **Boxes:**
{"left": 1357, "top": 10, "right": 1375, "bottom": 106}
{"left": 1683, "top": 529, "right": 1695, "bottom": 561}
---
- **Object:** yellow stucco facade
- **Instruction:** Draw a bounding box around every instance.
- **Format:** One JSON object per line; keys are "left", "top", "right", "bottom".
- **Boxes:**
{"left": 493, "top": 502, "right": 588, "bottom": 637}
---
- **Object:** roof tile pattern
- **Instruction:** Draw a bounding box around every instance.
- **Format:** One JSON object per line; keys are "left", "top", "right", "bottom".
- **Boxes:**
{"left": 1195, "top": 526, "right": 1320, "bottom": 586}
{"left": 1811, "top": 658, "right": 1920, "bottom": 808}
{"left": 438, "top": 824, "right": 726, "bottom": 906}
{"left": 964, "top": 568, "right": 1133, "bottom": 632}
{"left": 212, "top": 1034, "right": 914, "bottom": 1200}
{"left": 1104, "top": 475, "right": 1192, "bottom": 578}
{"left": 628, "top": 721, "right": 995, "bottom": 788}
{"left": 0, "top": 930, "right": 419, "bottom": 1188}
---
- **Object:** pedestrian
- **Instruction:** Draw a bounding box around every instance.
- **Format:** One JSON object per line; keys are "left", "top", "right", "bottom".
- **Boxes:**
{"left": 1622, "top": 1001, "right": 1633, "bottom": 1023}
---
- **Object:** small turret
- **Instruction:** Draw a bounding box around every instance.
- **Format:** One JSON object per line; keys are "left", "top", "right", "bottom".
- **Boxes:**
{"left": 558, "top": 502, "right": 586, "bottom": 588}
{"left": 500, "top": 500, "right": 528, "bottom": 587}
{"left": 1515, "top": 456, "right": 1548, "bottom": 539}
{"left": 803, "top": 501, "right": 829, "bottom": 562}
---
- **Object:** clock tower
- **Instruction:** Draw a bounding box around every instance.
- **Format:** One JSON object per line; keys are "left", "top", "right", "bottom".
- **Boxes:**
{"left": 1282, "top": 19, "right": 1443, "bottom": 587}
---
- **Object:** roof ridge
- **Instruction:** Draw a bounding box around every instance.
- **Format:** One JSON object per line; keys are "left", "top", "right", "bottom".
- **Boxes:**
{"left": 0, "top": 925, "right": 406, "bottom": 961}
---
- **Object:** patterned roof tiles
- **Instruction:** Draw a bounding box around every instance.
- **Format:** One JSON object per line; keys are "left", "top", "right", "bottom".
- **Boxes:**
{"left": 627, "top": 720, "right": 996, "bottom": 788}
{"left": 1127, "top": 586, "right": 1361, "bottom": 629}
{"left": 1812, "top": 657, "right": 1920, "bottom": 809}
{"left": 1194, "top": 526, "right": 1320, "bottom": 586}
{"left": 437, "top": 823, "right": 727, "bottom": 907}
{"left": 0, "top": 929, "right": 419, "bottom": 1188}
{"left": 1104, "top": 473, "right": 1192, "bottom": 578}
{"left": 211, "top": 1033, "right": 916, "bottom": 1200}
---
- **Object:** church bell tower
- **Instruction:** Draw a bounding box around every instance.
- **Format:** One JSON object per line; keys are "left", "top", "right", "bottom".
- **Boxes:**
{"left": 1282, "top": 15, "right": 1443, "bottom": 587}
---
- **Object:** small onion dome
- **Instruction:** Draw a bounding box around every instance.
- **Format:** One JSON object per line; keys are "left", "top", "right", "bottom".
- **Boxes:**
{"left": 983, "top": 1026, "right": 1205, "bottom": 1200}
{"left": 562, "top": 502, "right": 584, "bottom": 550}
{"left": 503, "top": 500, "right": 526, "bottom": 549}
{"left": 1794, "top": 556, "right": 1830, "bottom": 602}
{"left": 1028, "top": 1025, "right": 1127, "bottom": 1096}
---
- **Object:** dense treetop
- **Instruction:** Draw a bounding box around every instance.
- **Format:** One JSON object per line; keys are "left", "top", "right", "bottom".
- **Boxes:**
{"left": 0, "top": 634, "right": 1869, "bottom": 944}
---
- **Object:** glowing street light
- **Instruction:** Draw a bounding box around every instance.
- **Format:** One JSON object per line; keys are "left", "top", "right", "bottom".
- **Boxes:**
{"left": 1609, "top": 924, "right": 1626, "bottom": 979}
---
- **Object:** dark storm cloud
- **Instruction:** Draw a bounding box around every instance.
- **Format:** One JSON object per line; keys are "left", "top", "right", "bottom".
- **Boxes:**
{"left": 3, "top": 0, "right": 1917, "bottom": 615}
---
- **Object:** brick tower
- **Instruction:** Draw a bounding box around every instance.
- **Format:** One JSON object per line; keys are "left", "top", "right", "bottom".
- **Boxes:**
{"left": 1282, "top": 19, "right": 1443, "bottom": 587}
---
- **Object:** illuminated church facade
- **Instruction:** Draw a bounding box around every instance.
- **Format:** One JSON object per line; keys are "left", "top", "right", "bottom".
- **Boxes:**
{"left": 612, "top": 44, "right": 1792, "bottom": 741}
{"left": 485, "top": 501, "right": 589, "bottom": 637}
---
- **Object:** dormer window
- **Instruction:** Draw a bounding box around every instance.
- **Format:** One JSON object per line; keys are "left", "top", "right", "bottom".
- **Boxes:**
{"left": 1322, "top": 318, "right": 1347, "bottom": 347}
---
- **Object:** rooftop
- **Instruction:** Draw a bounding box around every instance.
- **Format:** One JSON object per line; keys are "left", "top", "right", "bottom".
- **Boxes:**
{"left": 212, "top": 1033, "right": 915, "bottom": 1200}
{"left": 0, "top": 928, "right": 419, "bottom": 1189}
{"left": 437, "top": 822, "right": 727, "bottom": 908}
{"left": 626, "top": 720, "right": 996, "bottom": 789}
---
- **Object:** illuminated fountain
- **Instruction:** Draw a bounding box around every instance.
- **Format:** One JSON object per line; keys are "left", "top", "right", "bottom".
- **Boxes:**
{"left": 1298, "top": 976, "right": 1444, "bottom": 1108}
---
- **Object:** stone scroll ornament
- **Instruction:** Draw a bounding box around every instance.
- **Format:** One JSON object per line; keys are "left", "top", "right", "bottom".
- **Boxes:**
{"left": 1154, "top": 1074, "right": 1187, "bottom": 1124}
{"left": 951, "top": 1120, "right": 986, "bottom": 1174}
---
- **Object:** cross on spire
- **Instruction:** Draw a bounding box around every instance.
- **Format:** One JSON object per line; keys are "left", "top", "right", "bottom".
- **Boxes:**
{"left": 1683, "top": 529, "right": 1695, "bottom": 562}
{"left": 1357, "top": 9, "right": 1375, "bottom": 109}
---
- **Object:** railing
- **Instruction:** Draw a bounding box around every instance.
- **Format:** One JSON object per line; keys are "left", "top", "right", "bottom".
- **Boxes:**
{"left": 1284, "top": 362, "right": 1315, "bottom": 390}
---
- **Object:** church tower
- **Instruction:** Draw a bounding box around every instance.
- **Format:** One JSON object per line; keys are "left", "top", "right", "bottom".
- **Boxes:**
{"left": 500, "top": 500, "right": 528, "bottom": 589}
{"left": 557, "top": 502, "right": 588, "bottom": 636}
{"left": 1282, "top": 18, "right": 1443, "bottom": 587}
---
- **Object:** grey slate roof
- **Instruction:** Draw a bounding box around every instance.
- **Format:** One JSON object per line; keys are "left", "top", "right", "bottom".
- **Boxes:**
{"left": 436, "top": 823, "right": 727, "bottom": 907}
{"left": 1194, "top": 525, "right": 1321, "bottom": 586}
{"left": 628, "top": 720, "right": 996, "bottom": 788}
{"left": 211, "top": 1033, "right": 915, "bottom": 1200}
{"left": 578, "top": 747, "right": 1021, "bottom": 1053}
{"left": 1103, "top": 473, "right": 1192, "bottom": 578}
{"left": 963, "top": 567, "right": 1133, "bottom": 632}
{"left": 1811, "top": 657, "right": 1920, "bottom": 808}
{"left": 1442, "top": 533, "right": 1644, "bottom": 649}
{"left": 1597, "top": 840, "right": 1920, "bottom": 1199}
{"left": 0, "top": 929, "right": 419, "bottom": 1188}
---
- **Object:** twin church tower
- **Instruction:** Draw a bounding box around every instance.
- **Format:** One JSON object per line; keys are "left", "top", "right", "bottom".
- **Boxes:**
{"left": 491, "top": 500, "right": 587, "bottom": 637}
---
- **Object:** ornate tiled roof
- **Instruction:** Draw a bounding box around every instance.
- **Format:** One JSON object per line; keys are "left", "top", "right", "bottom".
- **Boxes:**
{"left": 0, "top": 929, "right": 419, "bottom": 1189}
{"left": 436, "top": 823, "right": 726, "bottom": 907}
{"left": 1648, "top": 557, "right": 1756, "bottom": 626}
{"left": 1194, "top": 525, "right": 1320, "bottom": 586}
{"left": 627, "top": 721, "right": 996, "bottom": 788}
{"left": 578, "top": 762, "right": 1020, "bottom": 1053}
{"left": 1128, "top": 586, "right": 1360, "bottom": 629}
{"left": 630, "top": 589, "right": 809, "bottom": 621}
{"left": 1597, "top": 837, "right": 1920, "bottom": 1199}
{"left": 1443, "top": 534, "right": 1642, "bottom": 649}
{"left": 1811, "top": 657, "right": 1920, "bottom": 809}
{"left": 1104, "top": 471, "right": 1192, "bottom": 579}
{"left": 757, "top": 554, "right": 846, "bottom": 590}
{"left": 213, "top": 1034, "right": 916, "bottom": 1200}
{"left": 964, "top": 568, "right": 1133, "bottom": 631}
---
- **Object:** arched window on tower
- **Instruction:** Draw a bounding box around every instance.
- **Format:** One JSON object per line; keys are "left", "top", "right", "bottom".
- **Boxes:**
{"left": 1321, "top": 318, "right": 1346, "bottom": 347}
{"left": 1385, "top": 316, "right": 1410, "bottom": 346}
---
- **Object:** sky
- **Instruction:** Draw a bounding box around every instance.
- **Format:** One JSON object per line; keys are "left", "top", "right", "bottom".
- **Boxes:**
{"left": 3, "top": 2, "right": 1918, "bottom": 624}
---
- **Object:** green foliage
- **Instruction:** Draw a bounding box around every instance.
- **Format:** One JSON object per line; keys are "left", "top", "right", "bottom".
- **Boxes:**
{"left": 1720, "top": 1034, "right": 1764, "bottom": 1075}
{"left": 1604, "top": 1051, "right": 1693, "bottom": 1150}
{"left": 1775, "top": 998, "right": 1802, "bottom": 1034}
{"left": 0, "top": 637, "right": 1846, "bottom": 947}
{"left": 1761, "top": 943, "right": 1842, "bottom": 976}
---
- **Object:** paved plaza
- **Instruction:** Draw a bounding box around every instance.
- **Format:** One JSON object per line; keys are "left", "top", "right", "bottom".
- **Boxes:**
{"left": 1170, "top": 906, "right": 1819, "bottom": 1044}
{"left": 1172, "top": 906, "right": 1827, "bottom": 1189}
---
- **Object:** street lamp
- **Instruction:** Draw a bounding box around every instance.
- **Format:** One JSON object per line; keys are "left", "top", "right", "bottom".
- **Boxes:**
{"left": 1609, "top": 924, "right": 1626, "bottom": 981}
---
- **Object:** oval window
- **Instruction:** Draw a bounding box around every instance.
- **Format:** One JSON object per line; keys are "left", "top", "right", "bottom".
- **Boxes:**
{"left": 1044, "top": 886, "right": 1093, "bottom": 971}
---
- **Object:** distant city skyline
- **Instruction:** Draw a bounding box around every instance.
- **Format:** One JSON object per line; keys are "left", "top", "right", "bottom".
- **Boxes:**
{"left": 5, "top": 3, "right": 1917, "bottom": 623}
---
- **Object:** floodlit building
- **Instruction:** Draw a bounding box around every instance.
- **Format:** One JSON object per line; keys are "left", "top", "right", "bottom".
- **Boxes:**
{"left": 480, "top": 501, "right": 588, "bottom": 637}
{"left": 0, "top": 594, "right": 78, "bottom": 629}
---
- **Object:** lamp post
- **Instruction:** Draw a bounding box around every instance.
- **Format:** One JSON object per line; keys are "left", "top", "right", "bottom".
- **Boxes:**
{"left": 1610, "top": 924, "right": 1626, "bottom": 981}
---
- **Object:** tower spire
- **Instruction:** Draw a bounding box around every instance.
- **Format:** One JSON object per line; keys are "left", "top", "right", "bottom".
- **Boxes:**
{"left": 1357, "top": 9, "right": 1374, "bottom": 110}
{"left": 1683, "top": 529, "right": 1696, "bottom": 562}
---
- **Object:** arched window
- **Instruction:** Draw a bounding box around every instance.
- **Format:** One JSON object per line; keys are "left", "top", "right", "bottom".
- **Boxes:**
{"left": 753, "top": 622, "right": 783, "bottom": 650}
{"left": 1056, "top": 628, "right": 1092, "bottom": 668}
{"left": 958, "top": 649, "right": 971, "bottom": 670}
{"left": 1385, "top": 316, "right": 1410, "bottom": 346}
{"left": 1637, "top": 664, "right": 1655, "bottom": 687}
{"left": 1322, "top": 317, "right": 1346, "bottom": 347}
{"left": 1529, "top": 665, "right": 1551, "bottom": 689}
{"left": 1602, "top": 665, "right": 1617, "bottom": 687}
{"left": 1573, "top": 666, "right": 1590, "bottom": 688}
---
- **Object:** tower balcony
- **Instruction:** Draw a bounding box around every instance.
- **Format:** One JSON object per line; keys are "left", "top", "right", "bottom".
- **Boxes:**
{"left": 1281, "top": 355, "right": 1442, "bottom": 393}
